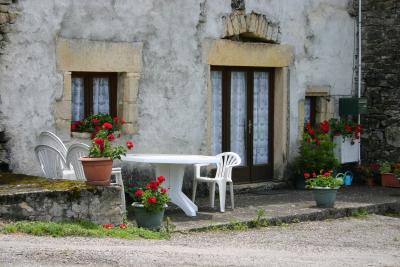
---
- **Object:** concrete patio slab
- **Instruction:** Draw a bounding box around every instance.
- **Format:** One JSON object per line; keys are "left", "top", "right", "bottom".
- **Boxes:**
{"left": 134, "top": 186, "right": 400, "bottom": 231}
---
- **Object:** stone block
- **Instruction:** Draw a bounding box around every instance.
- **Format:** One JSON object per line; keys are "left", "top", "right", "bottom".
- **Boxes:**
{"left": 0, "top": 0, "right": 11, "bottom": 5}
{"left": 55, "top": 100, "right": 71, "bottom": 121}
{"left": 0, "top": 13, "right": 8, "bottom": 24}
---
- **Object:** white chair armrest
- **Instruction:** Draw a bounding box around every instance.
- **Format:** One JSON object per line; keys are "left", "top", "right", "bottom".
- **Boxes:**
{"left": 194, "top": 163, "right": 210, "bottom": 178}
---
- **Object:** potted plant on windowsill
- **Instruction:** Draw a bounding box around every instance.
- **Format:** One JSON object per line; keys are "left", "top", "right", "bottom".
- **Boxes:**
{"left": 306, "top": 170, "right": 343, "bottom": 208}
{"left": 329, "top": 118, "right": 362, "bottom": 164}
{"left": 131, "top": 176, "right": 169, "bottom": 230}
{"left": 71, "top": 113, "right": 125, "bottom": 139}
{"left": 293, "top": 121, "right": 339, "bottom": 189}
{"left": 80, "top": 122, "right": 134, "bottom": 186}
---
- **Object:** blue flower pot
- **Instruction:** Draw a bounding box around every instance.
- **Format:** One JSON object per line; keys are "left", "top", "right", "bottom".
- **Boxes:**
{"left": 312, "top": 188, "right": 338, "bottom": 208}
{"left": 132, "top": 203, "right": 166, "bottom": 230}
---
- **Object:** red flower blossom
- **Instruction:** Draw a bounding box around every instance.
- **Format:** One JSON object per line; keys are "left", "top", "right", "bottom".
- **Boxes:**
{"left": 134, "top": 189, "right": 144, "bottom": 198}
{"left": 307, "top": 128, "right": 314, "bottom": 136}
{"left": 344, "top": 124, "right": 352, "bottom": 133}
{"left": 91, "top": 118, "right": 100, "bottom": 125}
{"left": 323, "top": 172, "right": 330, "bottom": 177}
{"left": 103, "top": 122, "right": 113, "bottom": 129}
{"left": 319, "top": 120, "right": 330, "bottom": 134}
{"left": 113, "top": 117, "right": 119, "bottom": 124}
{"left": 102, "top": 223, "right": 113, "bottom": 229}
{"left": 119, "top": 224, "right": 127, "bottom": 229}
{"left": 126, "top": 140, "right": 134, "bottom": 150}
{"left": 107, "top": 133, "right": 115, "bottom": 141}
{"left": 314, "top": 138, "right": 321, "bottom": 145}
{"left": 160, "top": 188, "right": 168, "bottom": 194}
{"left": 146, "top": 181, "right": 159, "bottom": 191}
{"left": 157, "top": 175, "right": 165, "bottom": 184}
{"left": 71, "top": 123, "right": 77, "bottom": 130}
{"left": 94, "top": 126, "right": 101, "bottom": 132}
{"left": 147, "top": 196, "right": 157, "bottom": 204}
{"left": 312, "top": 172, "right": 317, "bottom": 177}
{"left": 94, "top": 138, "right": 104, "bottom": 145}
{"left": 304, "top": 172, "right": 310, "bottom": 178}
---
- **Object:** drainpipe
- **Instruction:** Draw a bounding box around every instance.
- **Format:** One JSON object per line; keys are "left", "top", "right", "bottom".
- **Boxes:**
{"left": 358, "top": 0, "right": 362, "bottom": 164}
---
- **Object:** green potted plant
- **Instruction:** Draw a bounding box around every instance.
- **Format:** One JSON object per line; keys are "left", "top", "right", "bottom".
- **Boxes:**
{"left": 380, "top": 161, "right": 400, "bottom": 187}
{"left": 358, "top": 163, "right": 375, "bottom": 186}
{"left": 293, "top": 121, "right": 339, "bottom": 189}
{"left": 71, "top": 113, "right": 126, "bottom": 139}
{"left": 306, "top": 170, "right": 343, "bottom": 208}
{"left": 80, "top": 123, "right": 134, "bottom": 185}
{"left": 131, "top": 176, "right": 169, "bottom": 229}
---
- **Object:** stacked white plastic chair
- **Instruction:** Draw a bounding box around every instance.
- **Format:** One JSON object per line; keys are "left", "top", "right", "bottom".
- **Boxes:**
{"left": 192, "top": 152, "right": 241, "bottom": 212}
{"left": 38, "top": 131, "right": 75, "bottom": 179}
{"left": 34, "top": 144, "right": 67, "bottom": 179}
{"left": 66, "top": 143, "right": 126, "bottom": 212}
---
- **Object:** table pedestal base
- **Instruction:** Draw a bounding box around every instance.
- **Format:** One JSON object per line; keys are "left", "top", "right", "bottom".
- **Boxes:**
{"left": 155, "top": 164, "right": 198, "bottom": 217}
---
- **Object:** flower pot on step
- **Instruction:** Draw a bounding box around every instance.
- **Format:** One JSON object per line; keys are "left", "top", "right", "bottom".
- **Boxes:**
{"left": 80, "top": 157, "right": 113, "bottom": 186}
{"left": 381, "top": 173, "right": 400, "bottom": 188}
{"left": 365, "top": 177, "right": 375, "bottom": 187}
{"left": 312, "top": 187, "right": 338, "bottom": 208}
{"left": 132, "top": 203, "right": 166, "bottom": 230}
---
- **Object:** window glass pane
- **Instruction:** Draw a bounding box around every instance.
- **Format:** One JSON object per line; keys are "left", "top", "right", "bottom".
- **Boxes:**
{"left": 93, "top": 77, "right": 110, "bottom": 115}
{"left": 230, "top": 71, "right": 247, "bottom": 166}
{"left": 304, "top": 97, "right": 311, "bottom": 124}
{"left": 211, "top": 71, "right": 222, "bottom": 155}
{"left": 71, "top": 77, "right": 84, "bottom": 121}
{"left": 253, "top": 72, "right": 269, "bottom": 165}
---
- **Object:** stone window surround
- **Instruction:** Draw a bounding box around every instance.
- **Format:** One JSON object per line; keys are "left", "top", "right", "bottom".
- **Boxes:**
{"left": 298, "top": 85, "right": 334, "bottom": 138}
{"left": 205, "top": 39, "right": 293, "bottom": 180}
{"left": 54, "top": 38, "right": 143, "bottom": 140}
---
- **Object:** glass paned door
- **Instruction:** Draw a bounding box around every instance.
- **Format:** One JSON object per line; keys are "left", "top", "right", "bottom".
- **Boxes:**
{"left": 211, "top": 67, "right": 274, "bottom": 183}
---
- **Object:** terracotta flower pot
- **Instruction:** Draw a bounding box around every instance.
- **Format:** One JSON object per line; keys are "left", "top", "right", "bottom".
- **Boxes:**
{"left": 80, "top": 157, "right": 113, "bottom": 186}
{"left": 381, "top": 173, "right": 400, "bottom": 188}
{"left": 365, "top": 177, "right": 375, "bottom": 187}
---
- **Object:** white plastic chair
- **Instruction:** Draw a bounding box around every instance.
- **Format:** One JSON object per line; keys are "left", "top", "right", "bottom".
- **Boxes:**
{"left": 38, "top": 131, "right": 74, "bottom": 179}
{"left": 192, "top": 152, "right": 241, "bottom": 212}
{"left": 35, "top": 144, "right": 67, "bottom": 179}
{"left": 66, "top": 143, "right": 126, "bottom": 212}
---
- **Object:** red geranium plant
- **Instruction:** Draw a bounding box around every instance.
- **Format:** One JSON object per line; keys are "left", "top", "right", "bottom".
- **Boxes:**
{"left": 329, "top": 118, "right": 362, "bottom": 144}
{"left": 131, "top": 176, "right": 169, "bottom": 213}
{"left": 89, "top": 123, "right": 134, "bottom": 160}
{"left": 71, "top": 113, "right": 126, "bottom": 138}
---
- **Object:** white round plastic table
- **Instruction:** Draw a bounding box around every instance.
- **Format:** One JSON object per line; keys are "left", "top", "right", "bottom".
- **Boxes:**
{"left": 121, "top": 154, "right": 220, "bottom": 217}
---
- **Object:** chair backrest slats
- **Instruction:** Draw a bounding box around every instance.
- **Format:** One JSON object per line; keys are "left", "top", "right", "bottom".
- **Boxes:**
{"left": 215, "top": 152, "right": 241, "bottom": 182}
{"left": 66, "top": 143, "right": 90, "bottom": 181}
{"left": 39, "top": 131, "right": 68, "bottom": 158}
{"left": 34, "top": 144, "right": 67, "bottom": 179}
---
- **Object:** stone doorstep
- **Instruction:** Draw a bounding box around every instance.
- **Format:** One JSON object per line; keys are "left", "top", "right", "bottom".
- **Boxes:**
{"left": 233, "top": 181, "right": 288, "bottom": 194}
{"left": 172, "top": 201, "right": 400, "bottom": 232}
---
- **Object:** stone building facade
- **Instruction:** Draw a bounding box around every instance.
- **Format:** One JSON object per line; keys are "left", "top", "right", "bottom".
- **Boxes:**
{"left": 0, "top": 0, "right": 355, "bottom": 185}
{"left": 360, "top": 0, "right": 400, "bottom": 162}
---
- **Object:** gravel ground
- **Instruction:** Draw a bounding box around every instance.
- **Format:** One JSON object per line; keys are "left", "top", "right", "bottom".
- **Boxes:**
{"left": 0, "top": 214, "right": 399, "bottom": 266}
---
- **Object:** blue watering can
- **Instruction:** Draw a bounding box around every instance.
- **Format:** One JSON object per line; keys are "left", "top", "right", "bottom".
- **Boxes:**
{"left": 335, "top": 171, "right": 353, "bottom": 186}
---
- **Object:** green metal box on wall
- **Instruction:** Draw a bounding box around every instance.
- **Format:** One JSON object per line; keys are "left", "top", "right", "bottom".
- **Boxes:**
{"left": 339, "top": 97, "right": 367, "bottom": 116}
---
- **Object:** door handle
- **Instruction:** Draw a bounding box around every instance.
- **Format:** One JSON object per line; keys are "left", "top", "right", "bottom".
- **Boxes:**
{"left": 248, "top": 120, "right": 252, "bottom": 135}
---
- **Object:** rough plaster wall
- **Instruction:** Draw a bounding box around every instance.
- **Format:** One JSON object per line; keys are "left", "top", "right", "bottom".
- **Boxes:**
{"left": 0, "top": 0, "right": 354, "bottom": 176}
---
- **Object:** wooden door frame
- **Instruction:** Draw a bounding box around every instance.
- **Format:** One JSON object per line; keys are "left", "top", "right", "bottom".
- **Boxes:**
{"left": 211, "top": 66, "right": 274, "bottom": 183}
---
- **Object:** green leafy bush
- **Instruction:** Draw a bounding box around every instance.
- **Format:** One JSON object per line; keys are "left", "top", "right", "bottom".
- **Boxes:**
{"left": 294, "top": 121, "right": 339, "bottom": 177}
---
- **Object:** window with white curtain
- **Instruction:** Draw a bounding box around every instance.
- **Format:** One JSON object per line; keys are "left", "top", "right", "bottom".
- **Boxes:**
{"left": 71, "top": 72, "right": 117, "bottom": 125}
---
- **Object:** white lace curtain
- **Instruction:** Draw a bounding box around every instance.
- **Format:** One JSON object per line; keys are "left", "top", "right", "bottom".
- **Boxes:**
{"left": 93, "top": 78, "right": 110, "bottom": 115}
{"left": 71, "top": 77, "right": 110, "bottom": 121}
{"left": 71, "top": 78, "right": 84, "bottom": 122}
{"left": 211, "top": 71, "right": 222, "bottom": 155}
{"left": 230, "top": 72, "right": 247, "bottom": 166}
{"left": 253, "top": 72, "right": 269, "bottom": 165}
